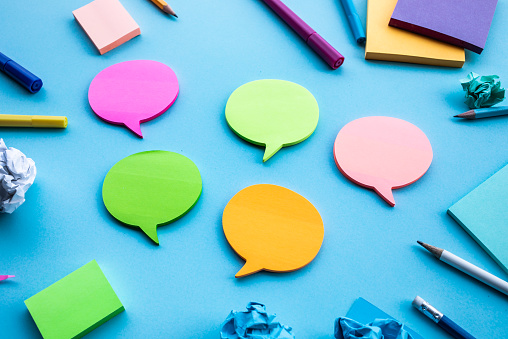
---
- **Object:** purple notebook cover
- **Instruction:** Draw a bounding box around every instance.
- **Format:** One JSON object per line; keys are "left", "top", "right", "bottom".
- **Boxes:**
{"left": 389, "top": 0, "right": 498, "bottom": 54}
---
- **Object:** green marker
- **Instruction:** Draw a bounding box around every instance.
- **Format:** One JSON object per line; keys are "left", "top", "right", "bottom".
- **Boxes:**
{"left": 102, "top": 151, "right": 202, "bottom": 245}
{"left": 226, "top": 79, "right": 319, "bottom": 162}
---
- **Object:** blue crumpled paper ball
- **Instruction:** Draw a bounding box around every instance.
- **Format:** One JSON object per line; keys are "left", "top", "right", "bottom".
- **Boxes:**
{"left": 460, "top": 72, "right": 505, "bottom": 109}
{"left": 220, "top": 302, "right": 294, "bottom": 339}
{"left": 334, "top": 317, "right": 413, "bottom": 339}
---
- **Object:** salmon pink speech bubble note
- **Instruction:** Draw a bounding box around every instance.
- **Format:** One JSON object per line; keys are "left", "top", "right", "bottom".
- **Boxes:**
{"left": 334, "top": 116, "right": 433, "bottom": 207}
{"left": 88, "top": 60, "right": 179, "bottom": 138}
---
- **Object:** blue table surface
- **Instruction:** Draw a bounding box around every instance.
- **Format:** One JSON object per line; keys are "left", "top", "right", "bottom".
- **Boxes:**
{"left": 1, "top": 0, "right": 507, "bottom": 338}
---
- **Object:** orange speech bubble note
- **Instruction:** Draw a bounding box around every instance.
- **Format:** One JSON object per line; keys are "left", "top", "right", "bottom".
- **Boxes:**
{"left": 223, "top": 184, "right": 324, "bottom": 278}
{"left": 333, "top": 116, "right": 433, "bottom": 207}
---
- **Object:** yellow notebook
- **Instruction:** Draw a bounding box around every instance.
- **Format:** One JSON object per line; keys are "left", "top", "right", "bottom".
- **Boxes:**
{"left": 365, "top": 0, "right": 465, "bottom": 67}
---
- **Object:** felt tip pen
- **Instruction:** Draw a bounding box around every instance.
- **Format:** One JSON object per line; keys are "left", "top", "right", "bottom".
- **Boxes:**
{"left": 412, "top": 296, "right": 476, "bottom": 339}
{"left": 339, "top": 0, "right": 366, "bottom": 44}
{"left": 0, "top": 115, "right": 67, "bottom": 128}
{"left": 0, "top": 275, "right": 15, "bottom": 281}
{"left": 260, "top": 0, "right": 345, "bottom": 69}
{"left": 0, "top": 52, "right": 43, "bottom": 93}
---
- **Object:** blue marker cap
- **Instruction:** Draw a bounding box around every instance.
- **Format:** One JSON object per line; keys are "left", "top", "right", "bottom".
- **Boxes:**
{"left": 339, "top": 0, "right": 366, "bottom": 45}
{"left": 0, "top": 52, "right": 43, "bottom": 93}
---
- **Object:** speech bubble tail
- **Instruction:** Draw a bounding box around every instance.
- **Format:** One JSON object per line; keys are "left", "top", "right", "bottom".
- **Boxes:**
{"left": 235, "top": 261, "right": 262, "bottom": 278}
{"left": 140, "top": 224, "right": 159, "bottom": 245}
{"left": 374, "top": 185, "right": 396, "bottom": 207}
{"left": 263, "top": 144, "right": 283, "bottom": 162}
{"left": 123, "top": 119, "right": 143, "bottom": 138}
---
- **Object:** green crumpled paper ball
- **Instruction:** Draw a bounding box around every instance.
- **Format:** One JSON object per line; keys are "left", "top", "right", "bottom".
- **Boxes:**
{"left": 460, "top": 72, "right": 505, "bottom": 109}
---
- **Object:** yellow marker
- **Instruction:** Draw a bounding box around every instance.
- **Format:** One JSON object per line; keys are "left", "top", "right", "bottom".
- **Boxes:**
{"left": 223, "top": 184, "right": 324, "bottom": 278}
{"left": 149, "top": 0, "right": 178, "bottom": 17}
{"left": 0, "top": 115, "right": 68, "bottom": 128}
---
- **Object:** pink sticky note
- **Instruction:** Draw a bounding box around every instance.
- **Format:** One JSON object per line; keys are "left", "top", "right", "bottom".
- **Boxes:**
{"left": 333, "top": 116, "right": 433, "bottom": 206}
{"left": 0, "top": 275, "right": 15, "bottom": 281}
{"left": 88, "top": 60, "right": 179, "bottom": 137}
{"left": 73, "top": 0, "right": 140, "bottom": 55}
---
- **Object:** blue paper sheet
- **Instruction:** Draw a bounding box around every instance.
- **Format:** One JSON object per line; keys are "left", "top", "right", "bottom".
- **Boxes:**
{"left": 346, "top": 298, "right": 423, "bottom": 339}
{"left": 335, "top": 317, "right": 413, "bottom": 339}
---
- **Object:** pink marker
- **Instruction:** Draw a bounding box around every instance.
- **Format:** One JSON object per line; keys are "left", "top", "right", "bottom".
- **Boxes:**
{"left": 88, "top": 60, "right": 179, "bottom": 138}
{"left": 333, "top": 116, "right": 433, "bottom": 206}
{"left": 261, "top": 0, "right": 345, "bottom": 69}
{"left": 0, "top": 275, "right": 15, "bottom": 281}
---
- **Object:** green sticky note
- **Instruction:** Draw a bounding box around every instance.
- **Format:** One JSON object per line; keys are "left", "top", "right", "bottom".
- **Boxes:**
{"left": 102, "top": 151, "right": 203, "bottom": 245}
{"left": 225, "top": 79, "right": 319, "bottom": 162}
{"left": 25, "top": 260, "right": 124, "bottom": 339}
{"left": 448, "top": 164, "right": 508, "bottom": 273}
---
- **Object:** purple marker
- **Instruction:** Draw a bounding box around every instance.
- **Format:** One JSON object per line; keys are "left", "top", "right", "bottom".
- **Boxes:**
{"left": 261, "top": 0, "right": 344, "bottom": 69}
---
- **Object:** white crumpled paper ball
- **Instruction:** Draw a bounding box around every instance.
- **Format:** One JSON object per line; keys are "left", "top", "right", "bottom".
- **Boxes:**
{"left": 0, "top": 139, "right": 37, "bottom": 214}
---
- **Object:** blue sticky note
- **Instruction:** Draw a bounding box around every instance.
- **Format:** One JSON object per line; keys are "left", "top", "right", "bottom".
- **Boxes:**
{"left": 448, "top": 164, "right": 508, "bottom": 273}
{"left": 346, "top": 298, "right": 423, "bottom": 339}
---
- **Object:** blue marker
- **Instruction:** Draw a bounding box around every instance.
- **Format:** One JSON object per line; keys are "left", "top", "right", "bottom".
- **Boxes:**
{"left": 413, "top": 296, "right": 476, "bottom": 339}
{"left": 339, "top": 0, "right": 366, "bottom": 44}
{"left": 0, "top": 52, "right": 42, "bottom": 93}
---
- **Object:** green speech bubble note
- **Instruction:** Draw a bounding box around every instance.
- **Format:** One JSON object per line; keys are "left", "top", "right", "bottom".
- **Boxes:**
{"left": 225, "top": 79, "right": 319, "bottom": 162}
{"left": 102, "top": 151, "right": 202, "bottom": 245}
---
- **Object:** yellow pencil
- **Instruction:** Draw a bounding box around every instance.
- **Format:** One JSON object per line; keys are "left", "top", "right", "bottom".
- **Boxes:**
{"left": 149, "top": 0, "right": 178, "bottom": 17}
{"left": 0, "top": 114, "right": 68, "bottom": 128}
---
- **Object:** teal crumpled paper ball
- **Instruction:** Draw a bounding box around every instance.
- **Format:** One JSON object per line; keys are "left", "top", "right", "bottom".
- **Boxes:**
{"left": 334, "top": 317, "right": 413, "bottom": 339}
{"left": 460, "top": 72, "right": 505, "bottom": 109}
{"left": 220, "top": 302, "right": 294, "bottom": 339}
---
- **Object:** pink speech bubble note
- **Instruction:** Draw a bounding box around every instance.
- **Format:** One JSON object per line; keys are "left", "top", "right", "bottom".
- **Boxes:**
{"left": 88, "top": 60, "right": 179, "bottom": 138}
{"left": 333, "top": 116, "right": 433, "bottom": 207}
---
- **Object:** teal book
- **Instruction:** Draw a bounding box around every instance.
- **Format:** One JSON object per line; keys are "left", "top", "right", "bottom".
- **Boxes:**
{"left": 448, "top": 164, "right": 508, "bottom": 273}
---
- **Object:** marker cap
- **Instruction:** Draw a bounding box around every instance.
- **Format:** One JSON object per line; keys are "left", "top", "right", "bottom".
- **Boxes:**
{"left": 3, "top": 60, "right": 43, "bottom": 93}
{"left": 0, "top": 52, "right": 10, "bottom": 70}
{"left": 348, "top": 13, "right": 366, "bottom": 44}
{"left": 307, "top": 33, "right": 345, "bottom": 69}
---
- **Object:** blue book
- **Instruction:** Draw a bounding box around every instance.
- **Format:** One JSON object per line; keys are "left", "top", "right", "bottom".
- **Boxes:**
{"left": 346, "top": 298, "right": 424, "bottom": 339}
{"left": 448, "top": 164, "right": 508, "bottom": 273}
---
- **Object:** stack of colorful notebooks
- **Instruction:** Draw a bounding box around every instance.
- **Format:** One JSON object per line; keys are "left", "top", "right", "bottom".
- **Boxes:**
{"left": 365, "top": 0, "right": 498, "bottom": 67}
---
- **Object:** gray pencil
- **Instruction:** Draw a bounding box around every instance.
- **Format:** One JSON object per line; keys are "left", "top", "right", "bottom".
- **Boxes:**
{"left": 418, "top": 241, "right": 508, "bottom": 296}
{"left": 454, "top": 106, "right": 508, "bottom": 119}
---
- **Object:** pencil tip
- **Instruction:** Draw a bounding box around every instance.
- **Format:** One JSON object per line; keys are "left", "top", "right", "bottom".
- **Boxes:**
{"left": 173, "top": 14, "right": 178, "bottom": 18}
{"left": 455, "top": 110, "right": 475, "bottom": 119}
{"left": 417, "top": 241, "right": 443, "bottom": 259}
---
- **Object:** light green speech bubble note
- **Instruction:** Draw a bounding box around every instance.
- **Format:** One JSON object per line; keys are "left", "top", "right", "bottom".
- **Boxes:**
{"left": 102, "top": 151, "right": 202, "bottom": 245}
{"left": 225, "top": 79, "right": 319, "bottom": 162}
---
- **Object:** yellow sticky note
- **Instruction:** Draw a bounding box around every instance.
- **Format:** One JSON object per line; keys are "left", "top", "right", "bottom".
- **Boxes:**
{"left": 365, "top": 0, "right": 465, "bottom": 67}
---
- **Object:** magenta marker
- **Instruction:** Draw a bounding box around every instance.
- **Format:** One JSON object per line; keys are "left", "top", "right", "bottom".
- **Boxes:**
{"left": 0, "top": 275, "right": 15, "bottom": 281}
{"left": 261, "top": 0, "right": 345, "bottom": 69}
